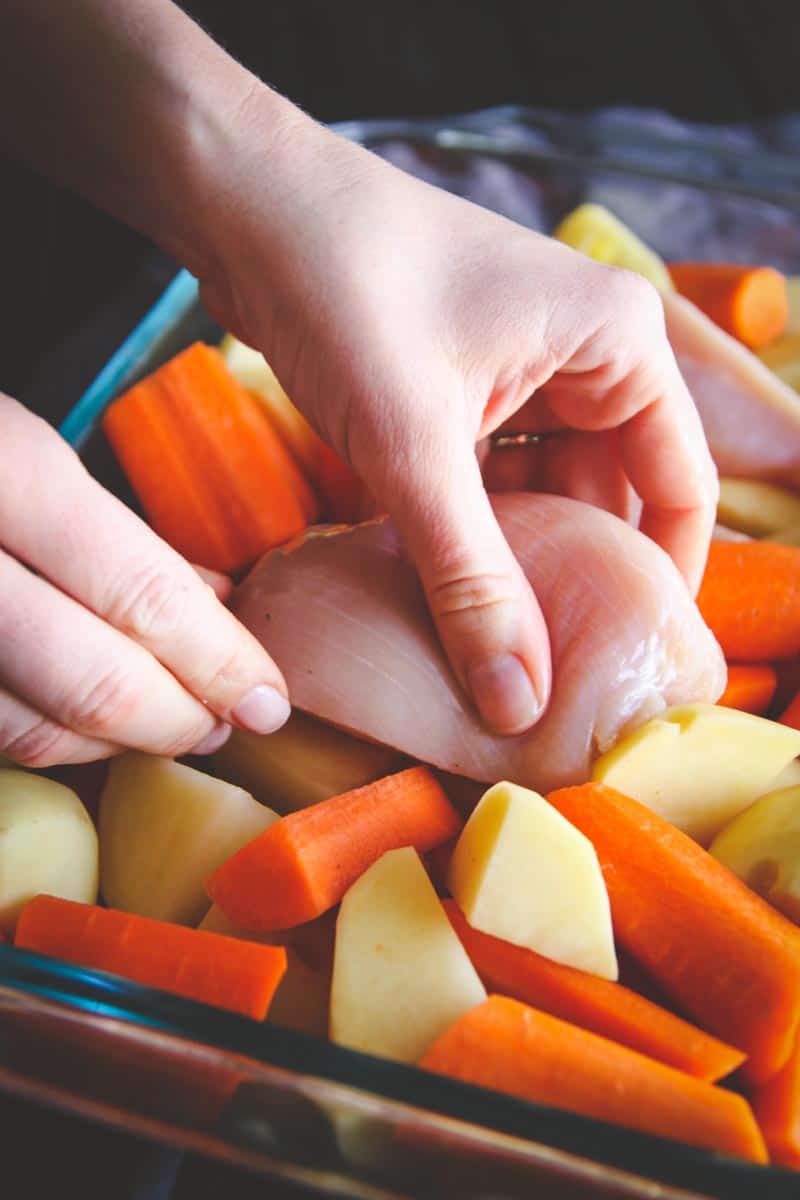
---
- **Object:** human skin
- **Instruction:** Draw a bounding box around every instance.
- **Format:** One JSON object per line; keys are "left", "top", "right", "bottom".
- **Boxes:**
{"left": 0, "top": 0, "right": 717, "bottom": 766}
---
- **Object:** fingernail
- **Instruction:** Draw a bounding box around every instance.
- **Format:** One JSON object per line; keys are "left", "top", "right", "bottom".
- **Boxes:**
{"left": 190, "top": 721, "right": 232, "bottom": 756}
{"left": 467, "top": 654, "right": 540, "bottom": 735}
{"left": 232, "top": 685, "right": 291, "bottom": 734}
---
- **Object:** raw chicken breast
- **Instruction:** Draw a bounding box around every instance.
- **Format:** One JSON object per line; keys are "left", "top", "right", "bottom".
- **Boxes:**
{"left": 233, "top": 494, "right": 725, "bottom": 793}
{"left": 665, "top": 292, "right": 800, "bottom": 487}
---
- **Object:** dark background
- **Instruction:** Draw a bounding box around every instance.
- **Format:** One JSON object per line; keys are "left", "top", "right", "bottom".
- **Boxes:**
{"left": 2, "top": 0, "right": 800, "bottom": 407}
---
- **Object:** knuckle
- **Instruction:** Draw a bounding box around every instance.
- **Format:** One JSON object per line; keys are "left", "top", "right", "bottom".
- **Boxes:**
{"left": 107, "top": 565, "right": 189, "bottom": 645}
{"left": 429, "top": 571, "right": 517, "bottom": 637}
{"left": 2, "top": 717, "right": 74, "bottom": 769}
{"left": 157, "top": 717, "right": 214, "bottom": 760}
{"left": 603, "top": 266, "right": 664, "bottom": 332}
{"left": 65, "top": 664, "right": 141, "bottom": 738}
{"left": 193, "top": 647, "right": 248, "bottom": 705}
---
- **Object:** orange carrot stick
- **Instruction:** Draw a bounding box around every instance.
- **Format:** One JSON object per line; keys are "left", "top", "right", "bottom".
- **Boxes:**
{"left": 443, "top": 900, "right": 744, "bottom": 1083}
{"left": 207, "top": 767, "right": 461, "bottom": 931}
{"left": 15, "top": 895, "right": 286, "bottom": 1020}
{"left": 697, "top": 541, "right": 800, "bottom": 661}
{"left": 669, "top": 263, "right": 788, "bottom": 349}
{"left": 719, "top": 664, "right": 778, "bottom": 715}
{"left": 547, "top": 783, "right": 800, "bottom": 1085}
{"left": 421, "top": 995, "right": 767, "bottom": 1162}
{"left": 103, "top": 343, "right": 318, "bottom": 574}
{"left": 751, "top": 1032, "right": 800, "bottom": 1169}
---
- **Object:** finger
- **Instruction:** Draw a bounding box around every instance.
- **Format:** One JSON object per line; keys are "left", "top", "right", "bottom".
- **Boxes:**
{"left": 0, "top": 547, "right": 232, "bottom": 757}
{"left": 192, "top": 564, "right": 233, "bottom": 603}
{"left": 0, "top": 683, "right": 118, "bottom": 768}
{"left": 0, "top": 397, "right": 289, "bottom": 735}
{"left": 540, "top": 431, "right": 640, "bottom": 524}
{"left": 481, "top": 444, "right": 540, "bottom": 493}
{"left": 377, "top": 430, "right": 551, "bottom": 735}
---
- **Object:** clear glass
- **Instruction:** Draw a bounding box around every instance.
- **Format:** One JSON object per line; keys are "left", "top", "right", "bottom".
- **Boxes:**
{"left": 4, "top": 107, "right": 800, "bottom": 1197}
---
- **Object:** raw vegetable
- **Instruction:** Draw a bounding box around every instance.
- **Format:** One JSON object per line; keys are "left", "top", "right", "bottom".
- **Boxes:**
{"left": 420, "top": 995, "right": 767, "bottom": 1163}
{"left": 0, "top": 769, "right": 98, "bottom": 937}
{"left": 717, "top": 477, "right": 800, "bottom": 537}
{"left": 219, "top": 334, "right": 368, "bottom": 522}
{"left": 330, "top": 847, "right": 485, "bottom": 1063}
{"left": 781, "top": 690, "right": 800, "bottom": 731}
{"left": 592, "top": 703, "right": 800, "bottom": 844}
{"left": 759, "top": 334, "right": 800, "bottom": 392}
{"left": 752, "top": 1034, "right": 800, "bottom": 1168}
{"left": 548, "top": 782, "right": 800, "bottom": 1084}
{"left": 718, "top": 665, "right": 777, "bottom": 716}
{"left": 710, "top": 785, "right": 800, "bottom": 924}
{"left": 447, "top": 782, "right": 617, "bottom": 980}
{"left": 103, "top": 342, "right": 318, "bottom": 574}
{"left": 444, "top": 901, "right": 745, "bottom": 1083}
{"left": 212, "top": 711, "right": 403, "bottom": 813}
{"left": 15, "top": 895, "right": 287, "bottom": 1019}
{"left": 99, "top": 753, "right": 279, "bottom": 925}
{"left": 553, "top": 204, "right": 673, "bottom": 293}
{"left": 697, "top": 541, "right": 800, "bottom": 662}
{"left": 206, "top": 767, "right": 461, "bottom": 931}
{"left": 668, "top": 263, "right": 788, "bottom": 350}
{"left": 790, "top": 278, "right": 800, "bottom": 336}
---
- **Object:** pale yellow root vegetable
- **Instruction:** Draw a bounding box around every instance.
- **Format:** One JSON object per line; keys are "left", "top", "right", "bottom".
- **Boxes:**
{"left": 717, "top": 478, "right": 800, "bottom": 537}
{"left": 553, "top": 203, "right": 673, "bottom": 293}
{"left": 710, "top": 785, "right": 800, "bottom": 923}
{"left": 212, "top": 711, "right": 403, "bottom": 813}
{"left": 0, "top": 769, "right": 97, "bottom": 936}
{"left": 448, "top": 782, "right": 617, "bottom": 980}
{"left": 330, "top": 847, "right": 486, "bottom": 1063}
{"left": 100, "top": 753, "right": 278, "bottom": 926}
{"left": 788, "top": 278, "right": 800, "bottom": 336}
{"left": 768, "top": 759, "right": 800, "bottom": 791}
{"left": 759, "top": 333, "right": 800, "bottom": 391}
{"left": 593, "top": 704, "right": 800, "bottom": 844}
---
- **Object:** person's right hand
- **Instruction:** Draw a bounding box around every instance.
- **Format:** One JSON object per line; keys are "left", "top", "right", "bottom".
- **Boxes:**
{"left": 0, "top": 394, "right": 291, "bottom": 768}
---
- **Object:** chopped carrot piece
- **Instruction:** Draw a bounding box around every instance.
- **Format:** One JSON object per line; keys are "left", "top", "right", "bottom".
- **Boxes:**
{"left": 669, "top": 263, "right": 788, "bottom": 349}
{"left": 207, "top": 767, "right": 461, "bottom": 931}
{"left": 15, "top": 895, "right": 286, "bottom": 1019}
{"left": 697, "top": 541, "right": 800, "bottom": 661}
{"left": 421, "top": 996, "right": 767, "bottom": 1163}
{"left": 752, "top": 1032, "right": 800, "bottom": 1169}
{"left": 719, "top": 664, "right": 778, "bottom": 715}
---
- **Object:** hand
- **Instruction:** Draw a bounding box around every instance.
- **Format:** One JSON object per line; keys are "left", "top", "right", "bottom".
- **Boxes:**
{"left": 196, "top": 109, "right": 718, "bottom": 737}
{"left": 0, "top": 395, "right": 290, "bottom": 767}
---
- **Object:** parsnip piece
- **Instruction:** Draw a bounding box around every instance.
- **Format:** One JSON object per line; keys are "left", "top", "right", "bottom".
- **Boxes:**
{"left": 0, "top": 769, "right": 97, "bottom": 935}
{"left": 330, "top": 847, "right": 485, "bottom": 1063}
{"left": 448, "top": 781, "right": 617, "bottom": 980}
{"left": 767, "top": 759, "right": 800, "bottom": 791}
{"left": 553, "top": 203, "right": 673, "bottom": 293}
{"left": 710, "top": 786, "right": 800, "bottom": 923}
{"left": 594, "top": 704, "right": 800, "bottom": 844}
{"left": 759, "top": 332, "right": 800, "bottom": 391}
{"left": 212, "top": 712, "right": 402, "bottom": 813}
{"left": 717, "top": 477, "right": 800, "bottom": 537}
{"left": 100, "top": 753, "right": 278, "bottom": 925}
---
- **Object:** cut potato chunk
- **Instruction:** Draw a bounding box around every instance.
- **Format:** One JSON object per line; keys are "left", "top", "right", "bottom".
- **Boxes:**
{"left": 330, "top": 847, "right": 485, "bottom": 1063}
{"left": 213, "top": 711, "right": 402, "bottom": 813}
{"left": 717, "top": 478, "right": 800, "bottom": 538}
{"left": 447, "top": 782, "right": 617, "bottom": 980}
{"left": 594, "top": 704, "right": 800, "bottom": 844}
{"left": 767, "top": 759, "right": 800, "bottom": 792}
{"left": 100, "top": 753, "right": 278, "bottom": 925}
{"left": 553, "top": 203, "right": 673, "bottom": 293}
{"left": 0, "top": 769, "right": 98, "bottom": 936}
{"left": 710, "top": 786, "right": 800, "bottom": 923}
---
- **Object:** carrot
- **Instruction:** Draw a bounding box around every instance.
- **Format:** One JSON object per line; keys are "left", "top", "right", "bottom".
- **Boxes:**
{"left": 669, "top": 263, "right": 788, "bottom": 349}
{"left": 15, "top": 895, "right": 286, "bottom": 1020}
{"left": 443, "top": 900, "right": 744, "bottom": 1083}
{"left": 780, "top": 689, "right": 800, "bottom": 732}
{"left": 547, "top": 783, "right": 800, "bottom": 1085}
{"left": 207, "top": 767, "right": 461, "bottom": 931}
{"left": 719, "top": 664, "right": 778, "bottom": 715}
{"left": 420, "top": 996, "right": 767, "bottom": 1162}
{"left": 751, "top": 1032, "right": 800, "bottom": 1168}
{"left": 697, "top": 541, "right": 800, "bottom": 661}
{"left": 103, "top": 343, "right": 319, "bottom": 574}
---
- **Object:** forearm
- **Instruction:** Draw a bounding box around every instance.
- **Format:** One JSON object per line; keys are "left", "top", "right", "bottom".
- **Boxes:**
{"left": 0, "top": 0, "right": 307, "bottom": 275}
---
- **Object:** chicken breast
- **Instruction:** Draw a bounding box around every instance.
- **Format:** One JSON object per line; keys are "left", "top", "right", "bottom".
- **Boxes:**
{"left": 665, "top": 292, "right": 800, "bottom": 487}
{"left": 233, "top": 494, "right": 725, "bottom": 793}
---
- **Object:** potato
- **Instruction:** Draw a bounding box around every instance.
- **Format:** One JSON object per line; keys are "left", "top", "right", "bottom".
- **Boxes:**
{"left": 0, "top": 769, "right": 97, "bottom": 936}
{"left": 717, "top": 477, "right": 800, "bottom": 537}
{"left": 100, "top": 752, "right": 278, "bottom": 925}
{"left": 212, "top": 711, "right": 402, "bottom": 813}
{"left": 447, "top": 782, "right": 617, "bottom": 980}
{"left": 767, "top": 758, "right": 800, "bottom": 791}
{"left": 330, "top": 847, "right": 485, "bottom": 1063}
{"left": 710, "top": 785, "right": 800, "bottom": 923}
{"left": 593, "top": 704, "right": 800, "bottom": 844}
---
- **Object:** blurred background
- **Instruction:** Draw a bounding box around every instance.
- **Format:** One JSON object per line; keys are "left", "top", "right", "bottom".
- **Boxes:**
{"left": 2, "top": 0, "right": 800, "bottom": 404}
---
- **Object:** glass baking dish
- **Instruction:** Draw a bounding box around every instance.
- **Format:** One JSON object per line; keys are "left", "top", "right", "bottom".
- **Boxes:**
{"left": 5, "top": 106, "right": 800, "bottom": 1198}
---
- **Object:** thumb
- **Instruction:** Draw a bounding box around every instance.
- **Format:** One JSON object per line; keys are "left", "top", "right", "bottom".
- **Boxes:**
{"left": 380, "top": 434, "right": 551, "bottom": 735}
